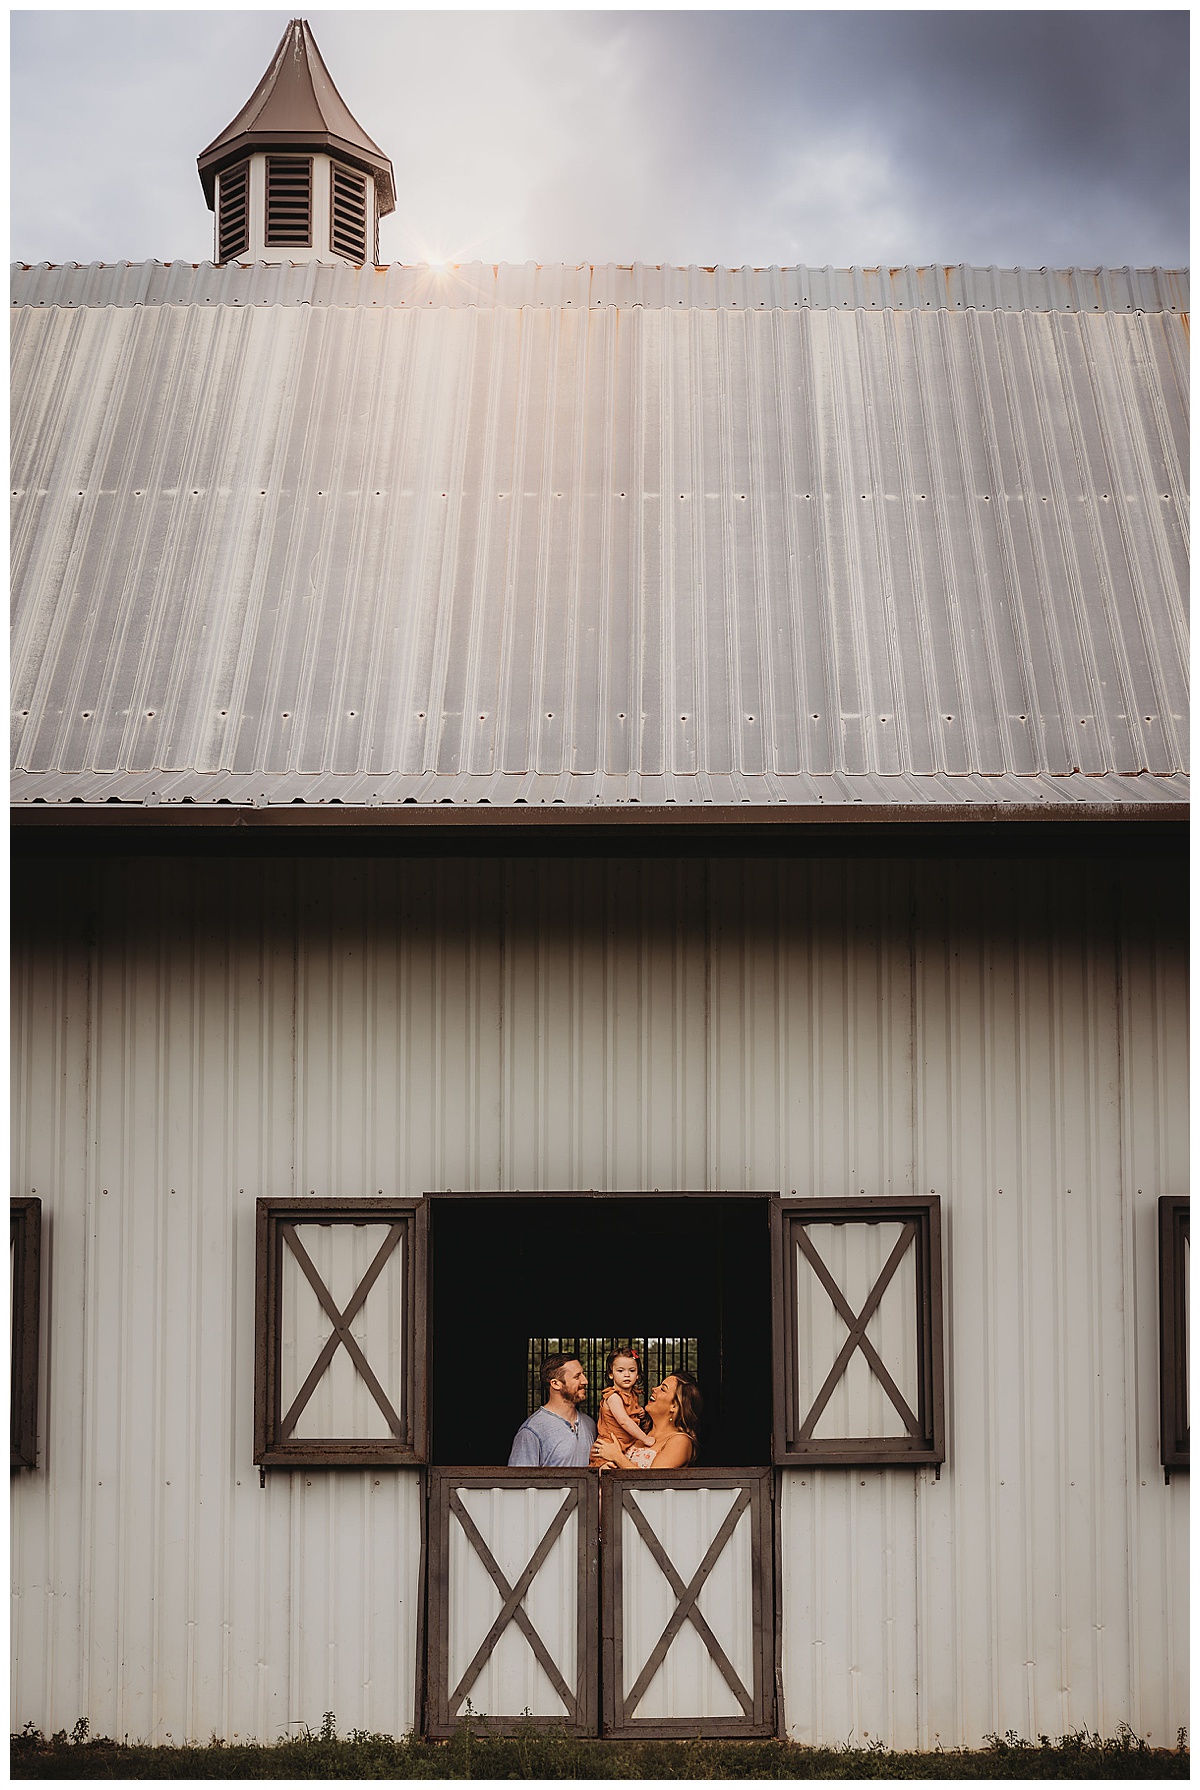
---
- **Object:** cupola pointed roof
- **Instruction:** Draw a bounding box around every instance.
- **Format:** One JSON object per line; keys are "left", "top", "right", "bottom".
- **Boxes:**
{"left": 197, "top": 17, "right": 394, "bottom": 215}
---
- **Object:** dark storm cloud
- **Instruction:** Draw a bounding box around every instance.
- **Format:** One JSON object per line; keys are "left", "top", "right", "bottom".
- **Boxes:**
{"left": 10, "top": 10, "right": 1189, "bottom": 270}
{"left": 524, "top": 10, "right": 1188, "bottom": 266}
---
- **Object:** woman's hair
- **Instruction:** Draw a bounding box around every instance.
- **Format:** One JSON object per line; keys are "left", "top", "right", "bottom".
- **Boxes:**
{"left": 605, "top": 1345, "right": 639, "bottom": 1380}
{"left": 668, "top": 1369, "right": 703, "bottom": 1446}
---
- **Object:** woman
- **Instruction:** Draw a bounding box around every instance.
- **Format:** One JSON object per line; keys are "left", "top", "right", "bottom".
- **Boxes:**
{"left": 590, "top": 1370, "right": 702, "bottom": 1470}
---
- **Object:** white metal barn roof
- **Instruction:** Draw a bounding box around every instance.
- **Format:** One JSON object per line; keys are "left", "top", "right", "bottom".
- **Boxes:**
{"left": 11, "top": 260, "right": 1188, "bottom": 818}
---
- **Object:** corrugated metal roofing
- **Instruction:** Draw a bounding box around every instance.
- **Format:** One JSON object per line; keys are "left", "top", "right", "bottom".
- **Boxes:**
{"left": 11, "top": 262, "right": 1188, "bottom": 812}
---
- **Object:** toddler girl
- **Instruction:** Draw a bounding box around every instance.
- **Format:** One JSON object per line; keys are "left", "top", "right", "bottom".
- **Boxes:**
{"left": 595, "top": 1348, "right": 650, "bottom": 1458}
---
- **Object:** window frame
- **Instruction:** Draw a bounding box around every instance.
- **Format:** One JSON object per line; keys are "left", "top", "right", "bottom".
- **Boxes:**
{"left": 11, "top": 1197, "right": 42, "bottom": 1469}
{"left": 770, "top": 1193, "right": 945, "bottom": 1468}
{"left": 1159, "top": 1194, "right": 1188, "bottom": 1474}
{"left": 254, "top": 1195, "right": 427, "bottom": 1468}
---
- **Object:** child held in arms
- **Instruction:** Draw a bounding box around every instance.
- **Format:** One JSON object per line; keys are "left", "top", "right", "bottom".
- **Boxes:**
{"left": 595, "top": 1347, "right": 655, "bottom": 1467}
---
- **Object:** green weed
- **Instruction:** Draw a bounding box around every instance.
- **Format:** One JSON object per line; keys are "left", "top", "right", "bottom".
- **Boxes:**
{"left": 10, "top": 1716, "right": 1189, "bottom": 1779}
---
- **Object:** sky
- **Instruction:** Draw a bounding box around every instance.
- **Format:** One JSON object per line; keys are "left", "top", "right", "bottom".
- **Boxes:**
{"left": 9, "top": 8, "right": 1190, "bottom": 270}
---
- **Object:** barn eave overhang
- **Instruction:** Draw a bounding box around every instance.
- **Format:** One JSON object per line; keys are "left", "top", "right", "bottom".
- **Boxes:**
{"left": 10, "top": 801, "right": 1189, "bottom": 829}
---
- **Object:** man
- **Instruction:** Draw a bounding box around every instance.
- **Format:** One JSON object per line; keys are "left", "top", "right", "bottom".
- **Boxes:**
{"left": 507, "top": 1353, "right": 596, "bottom": 1466}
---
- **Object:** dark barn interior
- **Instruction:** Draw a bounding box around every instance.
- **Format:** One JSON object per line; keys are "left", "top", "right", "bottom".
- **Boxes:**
{"left": 429, "top": 1195, "right": 773, "bottom": 1467}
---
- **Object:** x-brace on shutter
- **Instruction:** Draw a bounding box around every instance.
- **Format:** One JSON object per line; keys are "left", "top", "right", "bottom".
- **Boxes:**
{"left": 771, "top": 1195, "right": 945, "bottom": 1467}
{"left": 255, "top": 1197, "right": 427, "bottom": 1466}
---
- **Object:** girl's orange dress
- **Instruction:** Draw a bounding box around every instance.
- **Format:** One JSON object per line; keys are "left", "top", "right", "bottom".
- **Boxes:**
{"left": 595, "top": 1380, "right": 647, "bottom": 1452}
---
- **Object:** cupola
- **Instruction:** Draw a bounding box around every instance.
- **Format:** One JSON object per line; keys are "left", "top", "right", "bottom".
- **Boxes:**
{"left": 197, "top": 18, "right": 395, "bottom": 266}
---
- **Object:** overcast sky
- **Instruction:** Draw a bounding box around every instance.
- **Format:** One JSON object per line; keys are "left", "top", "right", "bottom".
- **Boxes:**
{"left": 10, "top": 8, "right": 1190, "bottom": 270}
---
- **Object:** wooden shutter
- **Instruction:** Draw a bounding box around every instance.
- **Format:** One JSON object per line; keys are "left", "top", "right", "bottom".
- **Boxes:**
{"left": 265, "top": 156, "right": 312, "bottom": 247}
{"left": 254, "top": 1197, "right": 427, "bottom": 1466}
{"left": 771, "top": 1195, "right": 944, "bottom": 1467}
{"left": 1159, "top": 1195, "right": 1189, "bottom": 1474}
{"left": 602, "top": 1469, "right": 773, "bottom": 1736}
{"left": 11, "top": 1197, "right": 41, "bottom": 1469}
{"left": 426, "top": 1468, "right": 600, "bottom": 1736}
{"left": 217, "top": 161, "right": 249, "bottom": 262}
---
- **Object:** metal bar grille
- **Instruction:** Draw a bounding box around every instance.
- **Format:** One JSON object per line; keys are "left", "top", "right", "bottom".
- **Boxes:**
{"left": 217, "top": 161, "right": 249, "bottom": 263}
{"left": 331, "top": 164, "right": 368, "bottom": 262}
{"left": 265, "top": 156, "right": 312, "bottom": 247}
{"left": 527, "top": 1337, "right": 698, "bottom": 1421}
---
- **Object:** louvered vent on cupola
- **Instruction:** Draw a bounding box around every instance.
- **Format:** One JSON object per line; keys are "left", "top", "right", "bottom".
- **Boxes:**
{"left": 217, "top": 161, "right": 250, "bottom": 262}
{"left": 265, "top": 156, "right": 313, "bottom": 246}
{"left": 331, "top": 164, "right": 369, "bottom": 262}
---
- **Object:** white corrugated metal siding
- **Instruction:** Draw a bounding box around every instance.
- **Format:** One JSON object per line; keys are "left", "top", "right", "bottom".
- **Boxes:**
{"left": 10, "top": 851, "right": 1187, "bottom": 1744}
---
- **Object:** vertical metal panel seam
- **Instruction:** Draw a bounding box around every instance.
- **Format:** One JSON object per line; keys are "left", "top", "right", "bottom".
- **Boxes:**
{"left": 1085, "top": 890, "right": 1109, "bottom": 1732}
{"left": 824, "top": 314, "right": 869, "bottom": 774}
{"left": 10, "top": 926, "right": 28, "bottom": 1712}
{"left": 1110, "top": 866, "right": 1143, "bottom": 1734}
{"left": 988, "top": 313, "right": 1060, "bottom": 769}
{"left": 940, "top": 314, "right": 996, "bottom": 773}
{"left": 77, "top": 868, "right": 99, "bottom": 1729}
{"left": 969, "top": 313, "right": 1038, "bottom": 768}
{"left": 1013, "top": 881, "right": 1038, "bottom": 1739}
{"left": 149, "top": 890, "right": 169, "bottom": 1740}
{"left": 1044, "top": 317, "right": 1112, "bottom": 764}
{"left": 879, "top": 313, "right": 921, "bottom": 774}
{"left": 114, "top": 898, "right": 135, "bottom": 1737}
{"left": 221, "top": 866, "right": 243, "bottom": 1734}
{"left": 1066, "top": 318, "right": 1145, "bottom": 769}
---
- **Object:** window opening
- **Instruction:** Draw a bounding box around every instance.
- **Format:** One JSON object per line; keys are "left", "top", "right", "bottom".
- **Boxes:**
{"left": 331, "top": 163, "right": 368, "bottom": 262}
{"left": 428, "top": 1195, "right": 770, "bottom": 1467}
{"left": 265, "top": 156, "right": 312, "bottom": 247}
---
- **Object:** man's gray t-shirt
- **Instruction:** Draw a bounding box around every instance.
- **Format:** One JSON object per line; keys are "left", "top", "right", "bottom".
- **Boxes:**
{"left": 507, "top": 1405, "right": 596, "bottom": 1467}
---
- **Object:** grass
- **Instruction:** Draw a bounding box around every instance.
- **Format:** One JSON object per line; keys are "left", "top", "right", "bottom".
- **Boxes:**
{"left": 10, "top": 1714, "right": 1189, "bottom": 1779}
